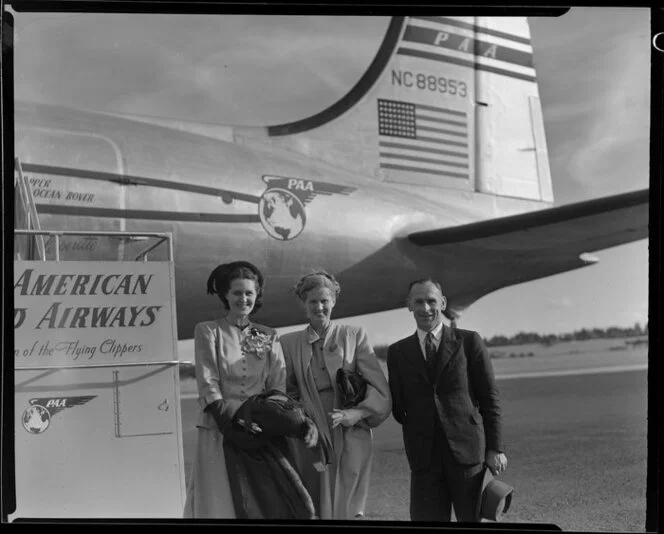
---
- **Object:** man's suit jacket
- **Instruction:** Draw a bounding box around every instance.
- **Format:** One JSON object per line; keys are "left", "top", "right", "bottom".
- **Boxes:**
{"left": 387, "top": 324, "right": 502, "bottom": 471}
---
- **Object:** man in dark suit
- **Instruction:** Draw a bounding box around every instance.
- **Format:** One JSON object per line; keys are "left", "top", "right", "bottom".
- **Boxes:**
{"left": 387, "top": 278, "right": 507, "bottom": 522}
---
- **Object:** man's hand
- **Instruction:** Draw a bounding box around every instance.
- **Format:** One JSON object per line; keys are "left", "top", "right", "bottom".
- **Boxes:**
{"left": 303, "top": 418, "right": 319, "bottom": 448}
{"left": 486, "top": 450, "right": 508, "bottom": 476}
{"left": 330, "top": 408, "right": 365, "bottom": 429}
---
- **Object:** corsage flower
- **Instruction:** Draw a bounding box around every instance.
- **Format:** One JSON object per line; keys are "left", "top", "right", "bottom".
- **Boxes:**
{"left": 241, "top": 327, "right": 273, "bottom": 359}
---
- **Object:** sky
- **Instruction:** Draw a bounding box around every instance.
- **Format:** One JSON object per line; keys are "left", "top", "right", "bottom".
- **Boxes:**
{"left": 10, "top": 8, "right": 651, "bottom": 344}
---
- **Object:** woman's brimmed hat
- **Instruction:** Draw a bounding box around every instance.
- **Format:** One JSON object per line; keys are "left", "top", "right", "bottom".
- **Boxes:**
{"left": 207, "top": 260, "right": 265, "bottom": 313}
{"left": 475, "top": 464, "right": 514, "bottom": 521}
{"left": 207, "top": 260, "right": 265, "bottom": 295}
{"left": 222, "top": 261, "right": 264, "bottom": 288}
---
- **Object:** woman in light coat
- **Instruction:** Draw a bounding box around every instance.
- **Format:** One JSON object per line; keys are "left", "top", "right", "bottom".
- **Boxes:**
{"left": 183, "top": 260, "right": 315, "bottom": 518}
{"left": 280, "top": 271, "right": 391, "bottom": 520}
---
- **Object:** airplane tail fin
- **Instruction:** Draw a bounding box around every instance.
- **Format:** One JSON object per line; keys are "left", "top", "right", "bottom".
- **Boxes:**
{"left": 236, "top": 16, "right": 553, "bottom": 203}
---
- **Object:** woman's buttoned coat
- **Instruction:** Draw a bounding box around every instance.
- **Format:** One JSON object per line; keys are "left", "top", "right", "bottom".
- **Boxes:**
{"left": 280, "top": 322, "right": 391, "bottom": 519}
{"left": 183, "top": 317, "right": 286, "bottom": 518}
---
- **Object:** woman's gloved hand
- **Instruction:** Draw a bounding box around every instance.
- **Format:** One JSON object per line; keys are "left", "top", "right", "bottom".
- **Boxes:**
{"left": 205, "top": 399, "right": 266, "bottom": 450}
{"left": 204, "top": 399, "right": 232, "bottom": 433}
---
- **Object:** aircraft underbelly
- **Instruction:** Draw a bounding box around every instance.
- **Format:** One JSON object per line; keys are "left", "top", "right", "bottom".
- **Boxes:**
{"left": 169, "top": 218, "right": 392, "bottom": 336}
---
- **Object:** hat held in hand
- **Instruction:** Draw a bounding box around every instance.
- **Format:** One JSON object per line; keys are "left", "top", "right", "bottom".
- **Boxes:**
{"left": 235, "top": 389, "right": 309, "bottom": 439}
{"left": 476, "top": 464, "right": 514, "bottom": 521}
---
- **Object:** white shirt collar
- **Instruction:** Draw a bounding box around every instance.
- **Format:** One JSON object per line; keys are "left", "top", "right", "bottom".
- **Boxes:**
{"left": 416, "top": 320, "right": 444, "bottom": 346}
{"left": 306, "top": 323, "right": 331, "bottom": 344}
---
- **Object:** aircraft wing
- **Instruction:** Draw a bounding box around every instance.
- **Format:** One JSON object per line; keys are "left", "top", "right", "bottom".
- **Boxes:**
{"left": 406, "top": 189, "right": 649, "bottom": 317}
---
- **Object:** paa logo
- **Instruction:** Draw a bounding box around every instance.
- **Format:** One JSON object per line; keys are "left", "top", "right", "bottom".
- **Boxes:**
{"left": 22, "top": 396, "right": 96, "bottom": 434}
{"left": 258, "top": 176, "right": 357, "bottom": 241}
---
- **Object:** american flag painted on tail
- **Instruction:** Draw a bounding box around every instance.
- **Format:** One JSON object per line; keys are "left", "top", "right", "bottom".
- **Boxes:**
{"left": 377, "top": 98, "right": 470, "bottom": 180}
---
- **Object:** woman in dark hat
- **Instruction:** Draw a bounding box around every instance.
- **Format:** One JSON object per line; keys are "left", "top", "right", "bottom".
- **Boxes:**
{"left": 183, "top": 261, "right": 316, "bottom": 519}
{"left": 280, "top": 270, "right": 392, "bottom": 519}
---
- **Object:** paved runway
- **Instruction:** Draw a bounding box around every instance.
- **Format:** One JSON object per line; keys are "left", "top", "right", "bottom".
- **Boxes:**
{"left": 180, "top": 368, "right": 648, "bottom": 531}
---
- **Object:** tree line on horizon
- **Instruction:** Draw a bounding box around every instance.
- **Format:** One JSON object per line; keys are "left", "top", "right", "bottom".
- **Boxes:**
{"left": 482, "top": 322, "right": 647, "bottom": 347}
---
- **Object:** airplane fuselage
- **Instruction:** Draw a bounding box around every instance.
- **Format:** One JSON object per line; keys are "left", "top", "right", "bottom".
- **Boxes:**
{"left": 14, "top": 102, "right": 547, "bottom": 338}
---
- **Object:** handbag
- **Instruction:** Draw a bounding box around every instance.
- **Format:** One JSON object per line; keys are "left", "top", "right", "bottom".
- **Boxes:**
{"left": 336, "top": 368, "right": 368, "bottom": 409}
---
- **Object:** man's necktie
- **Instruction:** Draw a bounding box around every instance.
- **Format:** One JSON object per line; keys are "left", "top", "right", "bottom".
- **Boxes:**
{"left": 425, "top": 332, "right": 437, "bottom": 364}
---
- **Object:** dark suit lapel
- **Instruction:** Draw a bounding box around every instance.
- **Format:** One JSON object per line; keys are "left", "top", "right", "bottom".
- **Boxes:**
{"left": 434, "top": 324, "right": 461, "bottom": 382}
{"left": 405, "top": 333, "right": 430, "bottom": 383}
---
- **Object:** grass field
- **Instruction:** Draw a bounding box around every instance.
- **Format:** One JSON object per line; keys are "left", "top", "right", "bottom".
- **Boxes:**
{"left": 486, "top": 335, "right": 648, "bottom": 358}
{"left": 360, "top": 370, "right": 648, "bottom": 530}
{"left": 179, "top": 337, "right": 649, "bottom": 530}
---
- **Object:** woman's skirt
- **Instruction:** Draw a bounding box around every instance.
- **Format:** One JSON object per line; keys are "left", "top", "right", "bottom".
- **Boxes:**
{"left": 288, "top": 388, "right": 374, "bottom": 519}
{"left": 183, "top": 427, "right": 236, "bottom": 519}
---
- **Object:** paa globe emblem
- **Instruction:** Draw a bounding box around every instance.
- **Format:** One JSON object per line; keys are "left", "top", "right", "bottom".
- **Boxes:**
{"left": 21, "top": 396, "right": 96, "bottom": 434}
{"left": 258, "top": 175, "right": 358, "bottom": 241}
{"left": 259, "top": 188, "right": 306, "bottom": 241}
{"left": 22, "top": 404, "right": 51, "bottom": 434}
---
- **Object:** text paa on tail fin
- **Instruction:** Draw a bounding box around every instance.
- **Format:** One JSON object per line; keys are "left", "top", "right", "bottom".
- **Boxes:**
{"left": 254, "top": 16, "right": 552, "bottom": 203}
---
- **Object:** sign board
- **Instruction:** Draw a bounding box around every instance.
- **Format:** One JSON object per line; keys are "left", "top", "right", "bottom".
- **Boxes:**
{"left": 11, "top": 260, "right": 186, "bottom": 519}
{"left": 13, "top": 262, "right": 177, "bottom": 367}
